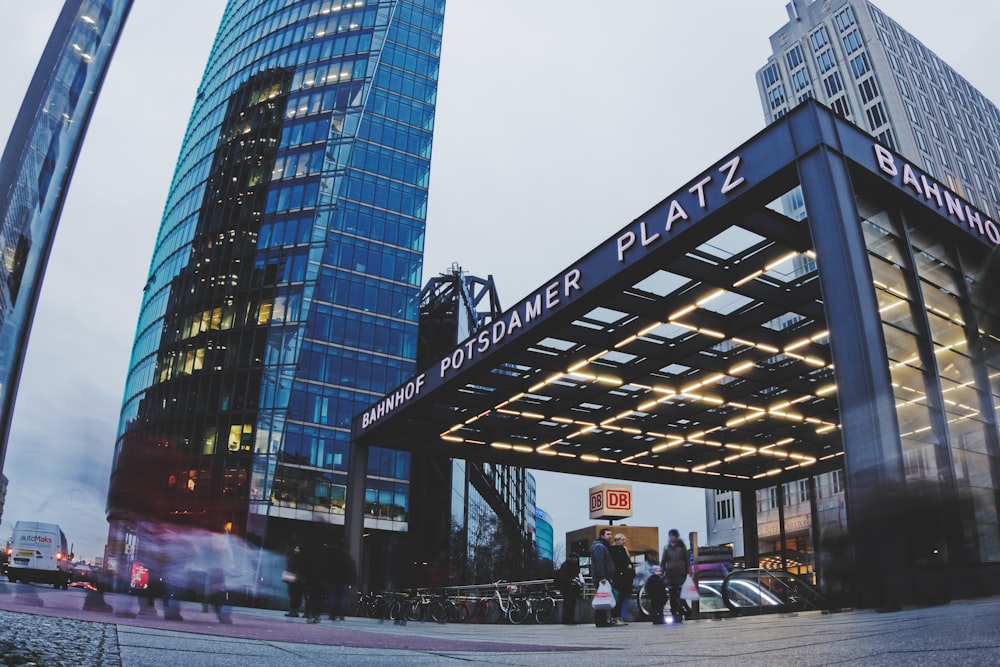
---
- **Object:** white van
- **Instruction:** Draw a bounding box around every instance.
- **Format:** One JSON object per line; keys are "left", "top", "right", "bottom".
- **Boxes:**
{"left": 6, "top": 521, "right": 71, "bottom": 588}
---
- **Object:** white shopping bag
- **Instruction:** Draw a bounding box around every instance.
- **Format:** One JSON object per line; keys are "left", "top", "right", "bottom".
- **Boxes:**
{"left": 591, "top": 579, "right": 616, "bottom": 610}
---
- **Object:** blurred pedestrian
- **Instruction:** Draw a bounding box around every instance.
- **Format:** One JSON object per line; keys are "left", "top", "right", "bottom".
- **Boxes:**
{"left": 283, "top": 542, "right": 307, "bottom": 617}
{"left": 609, "top": 533, "right": 635, "bottom": 625}
{"left": 590, "top": 528, "right": 616, "bottom": 628}
{"left": 554, "top": 554, "right": 583, "bottom": 624}
{"left": 645, "top": 566, "right": 667, "bottom": 624}
{"left": 326, "top": 540, "right": 357, "bottom": 620}
{"left": 660, "top": 528, "right": 690, "bottom": 623}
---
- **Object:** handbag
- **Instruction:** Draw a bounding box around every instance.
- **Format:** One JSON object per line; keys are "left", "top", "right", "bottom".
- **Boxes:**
{"left": 281, "top": 570, "right": 298, "bottom": 584}
{"left": 680, "top": 574, "right": 699, "bottom": 601}
{"left": 591, "top": 579, "right": 615, "bottom": 610}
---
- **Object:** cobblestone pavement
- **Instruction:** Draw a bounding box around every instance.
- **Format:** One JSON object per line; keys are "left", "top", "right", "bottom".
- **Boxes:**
{"left": 0, "top": 609, "right": 120, "bottom": 667}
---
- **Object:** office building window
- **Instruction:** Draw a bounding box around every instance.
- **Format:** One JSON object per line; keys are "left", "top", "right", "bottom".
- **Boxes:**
{"left": 762, "top": 62, "right": 781, "bottom": 88}
{"left": 792, "top": 68, "right": 810, "bottom": 92}
{"left": 866, "top": 101, "right": 888, "bottom": 130}
{"left": 843, "top": 30, "right": 863, "bottom": 54}
{"left": 786, "top": 45, "right": 804, "bottom": 70}
{"left": 817, "top": 50, "right": 836, "bottom": 73}
{"left": 905, "top": 102, "right": 920, "bottom": 125}
{"left": 897, "top": 76, "right": 911, "bottom": 99}
{"left": 835, "top": 6, "right": 856, "bottom": 31}
{"left": 850, "top": 52, "right": 871, "bottom": 79}
{"left": 858, "top": 77, "right": 880, "bottom": 103}
{"left": 831, "top": 96, "right": 852, "bottom": 119}
{"left": 810, "top": 26, "right": 829, "bottom": 51}
{"left": 768, "top": 85, "right": 786, "bottom": 110}
{"left": 823, "top": 72, "right": 844, "bottom": 97}
{"left": 914, "top": 128, "right": 929, "bottom": 152}
{"left": 877, "top": 128, "right": 897, "bottom": 150}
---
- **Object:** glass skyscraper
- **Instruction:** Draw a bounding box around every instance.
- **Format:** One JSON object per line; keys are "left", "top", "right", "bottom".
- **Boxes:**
{"left": 106, "top": 0, "right": 445, "bottom": 588}
{"left": 0, "top": 0, "right": 132, "bottom": 487}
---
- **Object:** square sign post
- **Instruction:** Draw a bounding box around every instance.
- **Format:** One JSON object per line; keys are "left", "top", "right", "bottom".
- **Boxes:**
{"left": 589, "top": 483, "right": 633, "bottom": 521}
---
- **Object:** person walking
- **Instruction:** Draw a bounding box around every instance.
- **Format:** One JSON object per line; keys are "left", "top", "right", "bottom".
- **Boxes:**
{"left": 284, "top": 543, "right": 307, "bottom": 617}
{"left": 609, "top": 533, "right": 635, "bottom": 625}
{"left": 645, "top": 566, "right": 668, "bottom": 624}
{"left": 660, "top": 528, "right": 691, "bottom": 623}
{"left": 326, "top": 540, "right": 357, "bottom": 620}
{"left": 554, "top": 554, "right": 583, "bottom": 624}
{"left": 590, "top": 528, "right": 616, "bottom": 628}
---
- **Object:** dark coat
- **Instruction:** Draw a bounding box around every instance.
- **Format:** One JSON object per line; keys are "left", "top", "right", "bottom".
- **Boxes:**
{"left": 554, "top": 560, "right": 582, "bottom": 597}
{"left": 660, "top": 540, "right": 690, "bottom": 586}
{"left": 645, "top": 572, "right": 667, "bottom": 606}
{"left": 590, "top": 538, "right": 615, "bottom": 581}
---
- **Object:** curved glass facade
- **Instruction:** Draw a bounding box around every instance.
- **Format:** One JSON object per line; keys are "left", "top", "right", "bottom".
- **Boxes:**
{"left": 107, "top": 0, "right": 445, "bottom": 568}
{"left": 0, "top": 0, "right": 132, "bottom": 474}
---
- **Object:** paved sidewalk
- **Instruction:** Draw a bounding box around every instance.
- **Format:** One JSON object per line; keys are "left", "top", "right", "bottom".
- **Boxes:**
{"left": 1, "top": 582, "right": 999, "bottom": 665}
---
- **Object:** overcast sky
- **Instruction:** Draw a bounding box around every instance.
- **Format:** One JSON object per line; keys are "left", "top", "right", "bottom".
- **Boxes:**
{"left": 1, "top": 1, "right": 998, "bottom": 562}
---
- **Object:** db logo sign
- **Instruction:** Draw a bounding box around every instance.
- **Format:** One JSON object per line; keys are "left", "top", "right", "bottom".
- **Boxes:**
{"left": 607, "top": 490, "right": 631, "bottom": 510}
{"left": 590, "top": 491, "right": 604, "bottom": 512}
{"left": 589, "top": 484, "right": 634, "bottom": 519}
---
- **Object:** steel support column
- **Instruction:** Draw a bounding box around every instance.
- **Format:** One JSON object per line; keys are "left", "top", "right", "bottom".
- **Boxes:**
{"left": 345, "top": 438, "right": 368, "bottom": 590}
{"left": 797, "top": 129, "right": 909, "bottom": 610}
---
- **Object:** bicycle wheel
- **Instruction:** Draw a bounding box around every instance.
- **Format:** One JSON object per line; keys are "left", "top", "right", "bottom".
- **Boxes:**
{"left": 450, "top": 600, "right": 470, "bottom": 623}
{"left": 404, "top": 598, "right": 422, "bottom": 621}
{"left": 507, "top": 598, "right": 530, "bottom": 625}
{"left": 471, "top": 598, "right": 491, "bottom": 624}
{"left": 533, "top": 596, "right": 556, "bottom": 624}
{"left": 389, "top": 598, "right": 405, "bottom": 621}
{"left": 429, "top": 599, "right": 449, "bottom": 623}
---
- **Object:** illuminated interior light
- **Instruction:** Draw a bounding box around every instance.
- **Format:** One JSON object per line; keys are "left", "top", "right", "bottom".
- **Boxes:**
{"left": 615, "top": 335, "right": 638, "bottom": 348}
{"left": 766, "top": 468, "right": 783, "bottom": 476}
{"left": 668, "top": 304, "right": 697, "bottom": 320}
{"left": 551, "top": 416, "right": 574, "bottom": 424}
{"left": 638, "top": 322, "right": 666, "bottom": 337}
{"left": 637, "top": 400, "right": 659, "bottom": 412}
{"left": 815, "top": 383, "right": 837, "bottom": 396}
{"left": 755, "top": 342, "right": 780, "bottom": 354}
{"left": 521, "top": 411, "right": 545, "bottom": 420}
{"left": 728, "top": 361, "right": 755, "bottom": 375}
{"left": 764, "top": 251, "right": 800, "bottom": 271}
{"left": 580, "top": 454, "right": 600, "bottom": 462}
{"left": 496, "top": 408, "right": 518, "bottom": 416}
{"left": 622, "top": 427, "right": 643, "bottom": 434}
{"left": 568, "top": 372, "right": 596, "bottom": 381}
{"left": 595, "top": 375, "right": 623, "bottom": 385}
{"left": 512, "top": 445, "right": 533, "bottom": 453}
{"left": 567, "top": 360, "right": 588, "bottom": 372}
{"left": 696, "top": 289, "right": 725, "bottom": 306}
{"left": 733, "top": 269, "right": 763, "bottom": 287}
{"left": 698, "top": 328, "right": 726, "bottom": 339}
{"left": 556, "top": 452, "right": 576, "bottom": 458}
{"left": 783, "top": 338, "right": 812, "bottom": 352}
{"left": 537, "top": 449, "right": 558, "bottom": 456}
{"left": 440, "top": 435, "right": 463, "bottom": 443}
{"left": 490, "top": 443, "right": 512, "bottom": 450}
{"left": 815, "top": 424, "right": 838, "bottom": 434}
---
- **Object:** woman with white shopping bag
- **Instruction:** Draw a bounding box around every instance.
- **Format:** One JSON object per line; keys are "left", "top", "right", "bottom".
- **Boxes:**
{"left": 589, "top": 528, "right": 617, "bottom": 627}
{"left": 660, "top": 528, "right": 691, "bottom": 623}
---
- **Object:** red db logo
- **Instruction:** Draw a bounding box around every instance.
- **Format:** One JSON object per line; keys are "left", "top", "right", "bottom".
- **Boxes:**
{"left": 590, "top": 491, "right": 604, "bottom": 512}
{"left": 608, "top": 491, "right": 631, "bottom": 510}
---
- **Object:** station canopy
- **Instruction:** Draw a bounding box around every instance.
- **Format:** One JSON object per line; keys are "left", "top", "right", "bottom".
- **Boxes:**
{"left": 353, "top": 109, "right": 853, "bottom": 492}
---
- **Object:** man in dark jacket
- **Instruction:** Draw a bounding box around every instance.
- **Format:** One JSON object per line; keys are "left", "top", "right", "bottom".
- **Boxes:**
{"left": 554, "top": 554, "right": 583, "bottom": 624}
{"left": 609, "top": 533, "right": 635, "bottom": 625}
{"left": 660, "top": 528, "right": 691, "bottom": 623}
{"left": 590, "top": 528, "right": 616, "bottom": 628}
